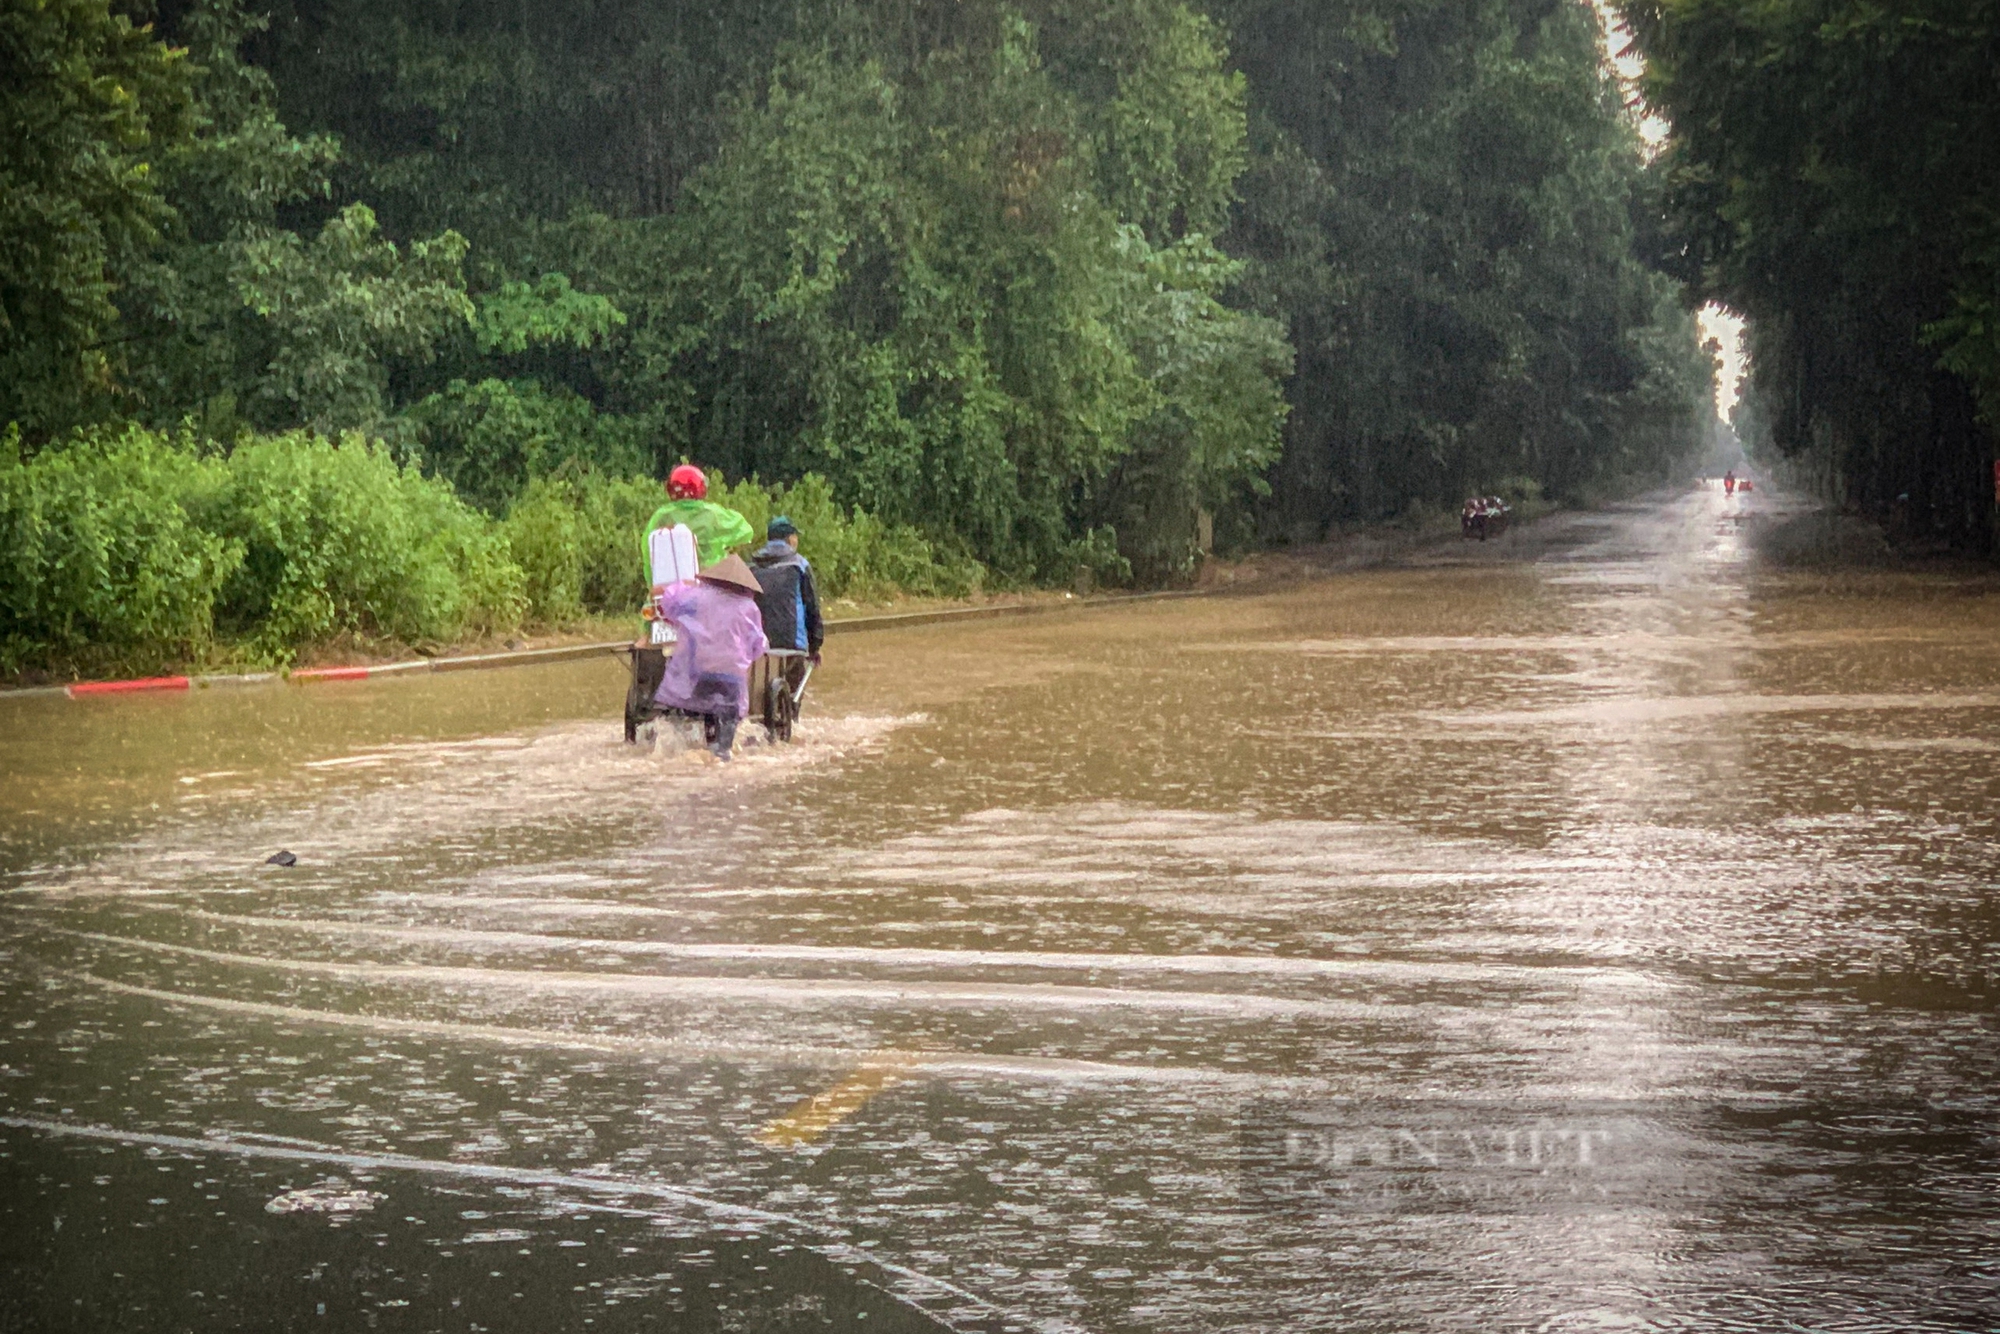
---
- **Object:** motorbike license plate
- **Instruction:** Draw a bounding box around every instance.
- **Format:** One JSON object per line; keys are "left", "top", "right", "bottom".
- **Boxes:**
{"left": 649, "top": 620, "right": 676, "bottom": 646}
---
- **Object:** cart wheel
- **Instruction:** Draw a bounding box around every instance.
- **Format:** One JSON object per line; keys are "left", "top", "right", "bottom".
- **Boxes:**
{"left": 624, "top": 645, "right": 667, "bottom": 744}
{"left": 623, "top": 675, "right": 646, "bottom": 744}
{"left": 765, "top": 676, "right": 795, "bottom": 743}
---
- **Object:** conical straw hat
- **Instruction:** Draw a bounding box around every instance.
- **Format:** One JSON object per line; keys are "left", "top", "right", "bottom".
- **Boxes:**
{"left": 696, "top": 552, "right": 763, "bottom": 596}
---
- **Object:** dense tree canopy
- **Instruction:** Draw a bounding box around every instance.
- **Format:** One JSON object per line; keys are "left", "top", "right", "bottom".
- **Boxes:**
{"left": 1, "top": 0, "right": 194, "bottom": 433}
{"left": 3, "top": 0, "right": 1712, "bottom": 586}
{"left": 1222, "top": 0, "right": 1711, "bottom": 537}
{"left": 1622, "top": 0, "right": 2000, "bottom": 549}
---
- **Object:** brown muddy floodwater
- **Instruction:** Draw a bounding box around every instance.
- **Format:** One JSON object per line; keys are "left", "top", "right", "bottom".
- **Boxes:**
{"left": 3, "top": 485, "right": 1998, "bottom": 1333}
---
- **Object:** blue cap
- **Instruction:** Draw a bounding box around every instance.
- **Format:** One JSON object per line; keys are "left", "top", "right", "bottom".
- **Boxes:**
{"left": 768, "top": 515, "right": 799, "bottom": 540}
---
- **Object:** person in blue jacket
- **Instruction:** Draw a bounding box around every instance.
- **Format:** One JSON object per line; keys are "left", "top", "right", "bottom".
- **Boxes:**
{"left": 748, "top": 516, "right": 824, "bottom": 699}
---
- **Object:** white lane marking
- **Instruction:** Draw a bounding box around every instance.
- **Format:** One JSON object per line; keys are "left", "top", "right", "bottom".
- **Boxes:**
{"left": 0, "top": 1114, "right": 1068, "bottom": 1334}
{"left": 1184, "top": 630, "right": 1987, "bottom": 655}
{"left": 1815, "top": 733, "right": 2000, "bottom": 753}
{"left": 73, "top": 973, "right": 1317, "bottom": 1088}
{"left": 74, "top": 933, "right": 1381, "bottom": 1018}
{"left": 368, "top": 895, "right": 713, "bottom": 917}
{"left": 171, "top": 911, "right": 1640, "bottom": 985}
{"left": 1433, "top": 692, "right": 2000, "bottom": 727}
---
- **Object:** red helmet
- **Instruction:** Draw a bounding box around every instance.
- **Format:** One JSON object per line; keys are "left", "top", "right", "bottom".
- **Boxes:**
{"left": 667, "top": 464, "right": 707, "bottom": 500}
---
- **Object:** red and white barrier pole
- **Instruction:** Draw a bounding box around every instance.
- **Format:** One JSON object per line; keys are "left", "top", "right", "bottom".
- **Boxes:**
{"left": 288, "top": 666, "right": 373, "bottom": 683}
{"left": 65, "top": 675, "right": 191, "bottom": 698}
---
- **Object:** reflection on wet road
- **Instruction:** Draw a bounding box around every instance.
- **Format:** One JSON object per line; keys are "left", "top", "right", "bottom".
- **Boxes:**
{"left": 3, "top": 486, "right": 1998, "bottom": 1331}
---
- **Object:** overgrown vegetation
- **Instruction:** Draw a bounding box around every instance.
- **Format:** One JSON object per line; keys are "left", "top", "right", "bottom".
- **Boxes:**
{"left": 0, "top": 424, "right": 519, "bottom": 674}
{"left": 1, "top": 426, "right": 985, "bottom": 675}
{"left": 1622, "top": 0, "right": 2000, "bottom": 550}
{"left": 1221, "top": 0, "right": 1716, "bottom": 538}
{"left": 2, "top": 0, "right": 1718, "bottom": 674}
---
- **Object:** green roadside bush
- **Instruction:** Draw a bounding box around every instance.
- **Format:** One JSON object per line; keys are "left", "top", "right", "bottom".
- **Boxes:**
{"left": 1, "top": 424, "right": 523, "bottom": 674}
{"left": 706, "top": 472, "right": 983, "bottom": 602}
{"left": 498, "top": 480, "right": 586, "bottom": 623}
{"left": 2, "top": 420, "right": 986, "bottom": 679}
{"left": 575, "top": 475, "right": 668, "bottom": 611}
{"left": 1492, "top": 476, "right": 1551, "bottom": 520}
{"left": 500, "top": 473, "right": 658, "bottom": 623}
{"left": 0, "top": 424, "right": 241, "bottom": 675}
{"left": 199, "top": 432, "right": 524, "bottom": 657}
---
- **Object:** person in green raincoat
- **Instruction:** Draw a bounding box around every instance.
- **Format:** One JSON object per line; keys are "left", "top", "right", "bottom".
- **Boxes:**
{"left": 641, "top": 464, "right": 755, "bottom": 592}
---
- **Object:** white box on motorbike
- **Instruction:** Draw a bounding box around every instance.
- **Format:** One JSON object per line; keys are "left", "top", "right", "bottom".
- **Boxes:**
{"left": 648, "top": 523, "right": 699, "bottom": 588}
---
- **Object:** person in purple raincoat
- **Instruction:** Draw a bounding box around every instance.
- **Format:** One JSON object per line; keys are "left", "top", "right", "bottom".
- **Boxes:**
{"left": 652, "top": 554, "right": 768, "bottom": 758}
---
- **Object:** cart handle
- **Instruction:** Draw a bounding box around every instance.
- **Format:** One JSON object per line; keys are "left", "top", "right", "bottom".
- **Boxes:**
{"left": 762, "top": 649, "right": 814, "bottom": 706}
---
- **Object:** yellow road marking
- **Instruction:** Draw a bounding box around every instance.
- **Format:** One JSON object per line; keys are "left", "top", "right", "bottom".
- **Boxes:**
{"left": 754, "top": 1058, "right": 915, "bottom": 1149}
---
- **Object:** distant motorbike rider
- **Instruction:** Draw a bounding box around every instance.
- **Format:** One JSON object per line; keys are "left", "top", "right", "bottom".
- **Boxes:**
{"left": 641, "top": 465, "right": 755, "bottom": 594}
{"left": 748, "top": 515, "right": 824, "bottom": 666}
{"left": 651, "top": 554, "right": 769, "bottom": 759}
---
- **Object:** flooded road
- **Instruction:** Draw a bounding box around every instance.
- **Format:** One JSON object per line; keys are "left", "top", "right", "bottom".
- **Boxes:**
{"left": 4, "top": 485, "right": 1998, "bottom": 1332}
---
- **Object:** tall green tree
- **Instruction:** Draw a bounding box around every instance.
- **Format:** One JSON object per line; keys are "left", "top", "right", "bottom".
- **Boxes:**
{"left": 1622, "top": 0, "right": 2000, "bottom": 547}
{"left": 653, "top": 12, "right": 1287, "bottom": 577}
{"left": 1221, "top": 0, "right": 1713, "bottom": 535}
{"left": 5, "top": 0, "right": 1711, "bottom": 590}
{"left": 111, "top": 0, "right": 475, "bottom": 438}
{"left": 0, "top": 0, "right": 194, "bottom": 438}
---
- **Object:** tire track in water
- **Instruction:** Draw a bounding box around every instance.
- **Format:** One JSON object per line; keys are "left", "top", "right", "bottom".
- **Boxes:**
{"left": 0, "top": 1112, "right": 1072, "bottom": 1334}
{"left": 166, "top": 910, "right": 1653, "bottom": 986}
{"left": 65, "top": 931, "right": 1386, "bottom": 1018}
{"left": 68, "top": 972, "right": 1325, "bottom": 1090}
